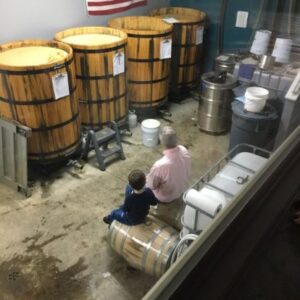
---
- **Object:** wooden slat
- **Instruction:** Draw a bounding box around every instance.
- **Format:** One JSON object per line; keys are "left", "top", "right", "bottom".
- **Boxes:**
{"left": 0, "top": 127, "right": 4, "bottom": 177}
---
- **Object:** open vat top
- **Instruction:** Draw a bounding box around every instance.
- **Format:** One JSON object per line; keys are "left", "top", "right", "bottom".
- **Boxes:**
{"left": 108, "top": 16, "right": 173, "bottom": 36}
{"left": 0, "top": 40, "right": 72, "bottom": 70}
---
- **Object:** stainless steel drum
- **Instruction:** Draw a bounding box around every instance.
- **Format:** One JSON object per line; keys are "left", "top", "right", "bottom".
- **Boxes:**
{"left": 214, "top": 53, "right": 239, "bottom": 74}
{"left": 198, "top": 72, "right": 236, "bottom": 133}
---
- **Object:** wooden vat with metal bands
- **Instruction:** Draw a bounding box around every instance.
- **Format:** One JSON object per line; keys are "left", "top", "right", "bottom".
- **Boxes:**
{"left": 150, "top": 7, "right": 206, "bottom": 100}
{"left": 108, "top": 16, "right": 173, "bottom": 113}
{"left": 55, "top": 27, "right": 128, "bottom": 130}
{"left": 0, "top": 40, "right": 81, "bottom": 162}
{"left": 108, "top": 216, "right": 179, "bottom": 277}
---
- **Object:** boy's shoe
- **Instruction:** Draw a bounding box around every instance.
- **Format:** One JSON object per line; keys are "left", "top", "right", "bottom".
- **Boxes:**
{"left": 103, "top": 216, "right": 112, "bottom": 225}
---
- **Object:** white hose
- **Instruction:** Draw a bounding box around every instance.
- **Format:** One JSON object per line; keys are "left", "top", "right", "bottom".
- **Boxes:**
{"left": 170, "top": 234, "right": 198, "bottom": 265}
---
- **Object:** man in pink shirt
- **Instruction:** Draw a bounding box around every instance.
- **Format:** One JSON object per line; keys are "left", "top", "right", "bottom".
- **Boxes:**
{"left": 147, "top": 126, "right": 191, "bottom": 229}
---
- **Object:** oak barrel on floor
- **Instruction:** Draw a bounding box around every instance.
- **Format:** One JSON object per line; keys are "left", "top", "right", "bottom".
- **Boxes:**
{"left": 150, "top": 7, "right": 206, "bottom": 99}
{"left": 55, "top": 27, "right": 128, "bottom": 130}
{"left": 108, "top": 216, "right": 179, "bottom": 277}
{"left": 108, "top": 16, "right": 173, "bottom": 113}
{"left": 0, "top": 40, "right": 81, "bottom": 162}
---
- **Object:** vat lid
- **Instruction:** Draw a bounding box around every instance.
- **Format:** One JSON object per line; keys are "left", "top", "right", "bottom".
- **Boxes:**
{"left": 141, "top": 119, "right": 161, "bottom": 129}
{"left": 232, "top": 101, "right": 278, "bottom": 120}
{"left": 202, "top": 71, "right": 236, "bottom": 88}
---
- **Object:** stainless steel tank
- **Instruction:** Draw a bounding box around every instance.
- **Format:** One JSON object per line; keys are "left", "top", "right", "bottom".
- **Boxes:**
{"left": 214, "top": 53, "right": 239, "bottom": 74}
{"left": 198, "top": 72, "right": 236, "bottom": 134}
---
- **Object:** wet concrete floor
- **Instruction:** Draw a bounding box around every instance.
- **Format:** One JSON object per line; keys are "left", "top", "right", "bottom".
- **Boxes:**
{"left": 0, "top": 99, "right": 229, "bottom": 300}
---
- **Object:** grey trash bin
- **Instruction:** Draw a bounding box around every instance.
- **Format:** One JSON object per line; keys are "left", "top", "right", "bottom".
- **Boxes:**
{"left": 229, "top": 101, "right": 278, "bottom": 152}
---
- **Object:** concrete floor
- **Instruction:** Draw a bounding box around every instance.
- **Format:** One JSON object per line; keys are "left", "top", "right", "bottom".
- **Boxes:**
{"left": 0, "top": 99, "right": 229, "bottom": 300}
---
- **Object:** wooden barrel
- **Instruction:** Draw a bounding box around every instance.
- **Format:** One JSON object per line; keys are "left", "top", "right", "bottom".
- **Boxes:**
{"left": 55, "top": 27, "right": 128, "bottom": 130}
{"left": 108, "top": 215, "right": 179, "bottom": 277}
{"left": 108, "top": 16, "right": 173, "bottom": 114}
{"left": 0, "top": 40, "right": 81, "bottom": 162}
{"left": 150, "top": 7, "right": 207, "bottom": 100}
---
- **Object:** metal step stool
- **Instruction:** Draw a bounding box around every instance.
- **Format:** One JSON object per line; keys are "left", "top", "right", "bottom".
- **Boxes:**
{"left": 82, "top": 122, "right": 125, "bottom": 171}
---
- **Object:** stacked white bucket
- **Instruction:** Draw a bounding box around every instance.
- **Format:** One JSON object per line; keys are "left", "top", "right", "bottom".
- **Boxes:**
{"left": 250, "top": 30, "right": 272, "bottom": 56}
{"left": 141, "top": 119, "right": 161, "bottom": 147}
{"left": 181, "top": 152, "right": 269, "bottom": 237}
{"left": 272, "top": 38, "right": 293, "bottom": 64}
{"left": 250, "top": 30, "right": 292, "bottom": 64}
{"left": 244, "top": 86, "right": 269, "bottom": 113}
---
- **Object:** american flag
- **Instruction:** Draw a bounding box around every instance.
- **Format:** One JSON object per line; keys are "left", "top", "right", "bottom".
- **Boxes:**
{"left": 86, "top": 0, "right": 147, "bottom": 15}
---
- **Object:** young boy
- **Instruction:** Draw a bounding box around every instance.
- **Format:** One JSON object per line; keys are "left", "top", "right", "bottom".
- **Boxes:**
{"left": 103, "top": 169, "right": 158, "bottom": 226}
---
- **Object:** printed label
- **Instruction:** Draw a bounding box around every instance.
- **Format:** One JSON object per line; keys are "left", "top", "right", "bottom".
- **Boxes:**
{"left": 113, "top": 52, "right": 125, "bottom": 76}
{"left": 196, "top": 27, "right": 204, "bottom": 45}
{"left": 52, "top": 73, "right": 69, "bottom": 100}
{"left": 160, "top": 39, "right": 172, "bottom": 60}
{"left": 163, "top": 17, "right": 179, "bottom": 24}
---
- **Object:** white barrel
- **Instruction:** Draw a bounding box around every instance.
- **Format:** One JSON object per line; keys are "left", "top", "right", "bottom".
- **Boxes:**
{"left": 272, "top": 38, "right": 292, "bottom": 64}
{"left": 250, "top": 30, "right": 272, "bottom": 55}
{"left": 141, "top": 119, "right": 161, "bottom": 147}
{"left": 244, "top": 87, "right": 269, "bottom": 112}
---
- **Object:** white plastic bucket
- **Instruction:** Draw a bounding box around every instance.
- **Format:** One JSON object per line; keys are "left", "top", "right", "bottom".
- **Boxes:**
{"left": 250, "top": 30, "right": 272, "bottom": 55}
{"left": 244, "top": 87, "right": 269, "bottom": 113}
{"left": 272, "top": 38, "right": 292, "bottom": 64}
{"left": 141, "top": 119, "right": 161, "bottom": 147}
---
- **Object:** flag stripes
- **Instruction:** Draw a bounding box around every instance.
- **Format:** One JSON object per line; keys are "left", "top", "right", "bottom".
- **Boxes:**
{"left": 86, "top": 0, "right": 147, "bottom": 15}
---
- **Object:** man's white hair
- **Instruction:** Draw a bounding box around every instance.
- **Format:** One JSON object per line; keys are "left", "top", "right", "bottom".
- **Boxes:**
{"left": 160, "top": 126, "right": 177, "bottom": 149}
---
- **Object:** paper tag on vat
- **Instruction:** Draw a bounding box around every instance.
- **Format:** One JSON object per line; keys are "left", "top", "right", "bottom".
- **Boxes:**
{"left": 163, "top": 17, "right": 179, "bottom": 24}
{"left": 52, "top": 72, "right": 70, "bottom": 100}
{"left": 196, "top": 27, "right": 204, "bottom": 45}
{"left": 113, "top": 52, "right": 125, "bottom": 76}
{"left": 160, "top": 39, "right": 172, "bottom": 60}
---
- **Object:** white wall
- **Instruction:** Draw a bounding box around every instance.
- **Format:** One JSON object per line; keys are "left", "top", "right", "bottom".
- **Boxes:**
{"left": 0, "top": 0, "right": 170, "bottom": 44}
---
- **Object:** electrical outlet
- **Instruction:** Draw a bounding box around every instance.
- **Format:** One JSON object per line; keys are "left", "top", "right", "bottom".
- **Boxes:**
{"left": 235, "top": 11, "right": 248, "bottom": 28}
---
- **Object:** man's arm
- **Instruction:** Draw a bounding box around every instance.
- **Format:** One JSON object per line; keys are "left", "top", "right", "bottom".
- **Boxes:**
{"left": 147, "top": 167, "right": 166, "bottom": 190}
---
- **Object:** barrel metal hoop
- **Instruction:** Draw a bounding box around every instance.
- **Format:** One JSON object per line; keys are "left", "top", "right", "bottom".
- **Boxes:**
{"left": 128, "top": 75, "right": 169, "bottom": 84}
{"left": 79, "top": 92, "right": 126, "bottom": 104}
{"left": 81, "top": 115, "right": 126, "bottom": 128}
{"left": 141, "top": 224, "right": 169, "bottom": 273}
{"left": 154, "top": 230, "right": 179, "bottom": 277}
{"left": 128, "top": 57, "right": 163, "bottom": 63}
{"left": 0, "top": 86, "right": 76, "bottom": 105}
{"left": 31, "top": 112, "right": 79, "bottom": 132}
{"left": 173, "top": 43, "right": 201, "bottom": 48}
{"left": 129, "top": 96, "right": 167, "bottom": 106}
{"left": 76, "top": 71, "right": 126, "bottom": 80}
{"left": 178, "top": 61, "right": 201, "bottom": 67}
{"left": 177, "top": 80, "right": 197, "bottom": 87}
{"left": 28, "top": 138, "right": 81, "bottom": 158}
{"left": 0, "top": 58, "right": 74, "bottom": 75}
{"left": 127, "top": 32, "right": 172, "bottom": 39}
{"left": 173, "top": 21, "right": 204, "bottom": 26}
{"left": 74, "top": 44, "right": 125, "bottom": 54}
